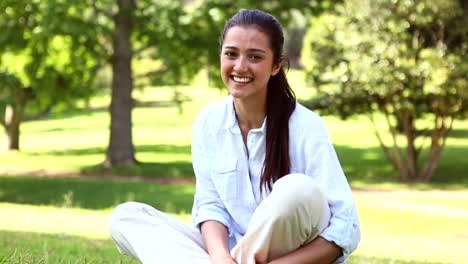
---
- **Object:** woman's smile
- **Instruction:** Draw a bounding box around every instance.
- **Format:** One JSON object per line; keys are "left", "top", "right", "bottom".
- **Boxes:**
{"left": 232, "top": 76, "right": 253, "bottom": 84}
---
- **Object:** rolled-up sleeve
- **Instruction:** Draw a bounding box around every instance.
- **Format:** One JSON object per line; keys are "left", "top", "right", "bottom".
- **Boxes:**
{"left": 191, "top": 112, "right": 231, "bottom": 231}
{"left": 303, "top": 117, "right": 361, "bottom": 263}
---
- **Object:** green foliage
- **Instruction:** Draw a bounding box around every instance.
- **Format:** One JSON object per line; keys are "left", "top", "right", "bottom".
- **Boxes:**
{"left": 0, "top": 71, "right": 24, "bottom": 109}
{"left": 302, "top": 0, "right": 468, "bottom": 119}
{"left": 301, "top": 0, "right": 468, "bottom": 181}
{"left": 0, "top": 0, "right": 100, "bottom": 116}
{"left": 177, "top": 0, "right": 343, "bottom": 89}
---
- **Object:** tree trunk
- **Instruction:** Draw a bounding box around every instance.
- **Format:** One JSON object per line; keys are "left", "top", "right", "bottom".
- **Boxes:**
{"left": 3, "top": 105, "right": 22, "bottom": 150}
{"left": 104, "top": 0, "right": 137, "bottom": 167}
{"left": 402, "top": 112, "right": 418, "bottom": 182}
{"left": 418, "top": 116, "right": 453, "bottom": 182}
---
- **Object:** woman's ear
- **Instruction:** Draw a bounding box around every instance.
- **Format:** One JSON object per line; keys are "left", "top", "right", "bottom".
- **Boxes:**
{"left": 271, "top": 62, "right": 282, "bottom": 76}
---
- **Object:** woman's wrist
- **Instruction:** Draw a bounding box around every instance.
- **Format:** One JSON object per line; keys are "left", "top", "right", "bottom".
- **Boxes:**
{"left": 211, "top": 254, "right": 236, "bottom": 264}
{"left": 201, "top": 221, "right": 234, "bottom": 263}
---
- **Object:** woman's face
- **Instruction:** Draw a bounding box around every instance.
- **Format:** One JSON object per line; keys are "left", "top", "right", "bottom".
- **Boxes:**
{"left": 220, "top": 26, "right": 281, "bottom": 103}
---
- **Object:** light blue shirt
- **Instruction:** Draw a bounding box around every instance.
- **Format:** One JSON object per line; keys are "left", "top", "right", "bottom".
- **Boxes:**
{"left": 191, "top": 96, "right": 360, "bottom": 263}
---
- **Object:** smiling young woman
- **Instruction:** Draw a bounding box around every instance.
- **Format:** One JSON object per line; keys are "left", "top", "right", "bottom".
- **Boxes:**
{"left": 108, "top": 9, "right": 360, "bottom": 264}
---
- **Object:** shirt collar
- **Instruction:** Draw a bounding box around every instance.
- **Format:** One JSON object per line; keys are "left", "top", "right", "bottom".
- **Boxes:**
{"left": 257, "top": 118, "right": 267, "bottom": 133}
{"left": 224, "top": 95, "right": 267, "bottom": 134}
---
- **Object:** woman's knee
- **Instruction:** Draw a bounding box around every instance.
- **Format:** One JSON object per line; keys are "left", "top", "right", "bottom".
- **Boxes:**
{"left": 267, "top": 174, "right": 326, "bottom": 219}
{"left": 273, "top": 173, "right": 323, "bottom": 201}
{"left": 108, "top": 202, "right": 144, "bottom": 232}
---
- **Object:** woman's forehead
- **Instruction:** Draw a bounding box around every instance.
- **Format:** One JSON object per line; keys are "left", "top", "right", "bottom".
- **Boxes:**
{"left": 222, "top": 26, "right": 272, "bottom": 51}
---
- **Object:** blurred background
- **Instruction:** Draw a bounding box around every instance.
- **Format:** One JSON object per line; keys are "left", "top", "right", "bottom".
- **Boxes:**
{"left": 0, "top": 0, "right": 467, "bottom": 263}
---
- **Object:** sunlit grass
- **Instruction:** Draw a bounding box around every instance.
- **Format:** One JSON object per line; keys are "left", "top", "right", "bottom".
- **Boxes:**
{"left": 0, "top": 203, "right": 190, "bottom": 239}
{"left": 0, "top": 230, "right": 136, "bottom": 264}
{"left": 1, "top": 70, "right": 467, "bottom": 187}
{"left": 353, "top": 191, "right": 468, "bottom": 263}
{"left": 2, "top": 187, "right": 467, "bottom": 264}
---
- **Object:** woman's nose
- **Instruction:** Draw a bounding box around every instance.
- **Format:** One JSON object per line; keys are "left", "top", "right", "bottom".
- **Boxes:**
{"left": 233, "top": 56, "right": 248, "bottom": 72}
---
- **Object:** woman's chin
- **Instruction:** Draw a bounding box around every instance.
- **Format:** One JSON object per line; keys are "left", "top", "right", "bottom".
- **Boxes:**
{"left": 229, "top": 90, "right": 248, "bottom": 99}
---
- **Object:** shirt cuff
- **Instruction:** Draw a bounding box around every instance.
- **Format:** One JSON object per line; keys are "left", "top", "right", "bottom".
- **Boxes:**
{"left": 192, "top": 204, "right": 232, "bottom": 235}
{"left": 320, "top": 232, "right": 346, "bottom": 264}
{"left": 320, "top": 218, "right": 360, "bottom": 263}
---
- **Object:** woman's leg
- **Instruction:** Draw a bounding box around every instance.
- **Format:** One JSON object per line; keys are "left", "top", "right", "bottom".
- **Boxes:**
{"left": 108, "top": 202, "right": 210, "bottom": 264}
{"left": 231, "top": 174, "right": 330, "bottom": 264}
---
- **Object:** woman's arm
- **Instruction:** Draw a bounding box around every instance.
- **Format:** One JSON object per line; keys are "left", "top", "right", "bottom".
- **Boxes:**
{"left": 268, "top": 237, "right": 342, "bottom": 264}
{"left": 294, "top": 112, "right": 361, "bottom": 263}
{"left": 201, "top": 220, "right": 237, "bottom": 264}
{"left": 191, "top": 107, "right": 233, "bottom": 261}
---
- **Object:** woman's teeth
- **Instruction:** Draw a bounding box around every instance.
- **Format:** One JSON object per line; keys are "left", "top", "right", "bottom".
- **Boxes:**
{"left": 233, "top": 76, "right": 252, "bottom": 83}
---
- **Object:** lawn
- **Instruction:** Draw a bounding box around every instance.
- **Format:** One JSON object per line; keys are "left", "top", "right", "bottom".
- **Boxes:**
{"left": 1, "top": 180, "right": 467, "bottom": 263}
{"left": 1, "top": 71, "right": 467, "bottom": 263}
{"left": 0, "top": 81, "right": 467, "bottom": 188}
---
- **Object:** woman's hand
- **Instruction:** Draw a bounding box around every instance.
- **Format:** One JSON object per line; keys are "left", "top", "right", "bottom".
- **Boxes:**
{"left": 211, "top": 255, "right": 237, "bottom": 264}
{"left": 201, "top": 221, "right": 237, "bottom": 264}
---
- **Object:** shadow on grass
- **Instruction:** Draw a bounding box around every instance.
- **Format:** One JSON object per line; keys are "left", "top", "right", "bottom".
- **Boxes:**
{"left": 334, "top": 144, "right": 468, "bottom": 189}
{"left": 26, "top": 144, "right": 191, "bottom": 156}
{"left": 6, "top": 143, "right": 467, "bottom": 193}
{"left": 0, "top": 230, "right": 137, "bottom": 263}
{"left": 27, "top": 100, "right": 176, "bottom": 122}
{"left": 0, "top": 176, "right": 194, "bottom": 212}
{"left": 450, "top": 128, "right": 468, "bottom": 139}
{"left": 1, "top": 144, "right": 466, "bottom": 211}
{"left": 81, "top": 161, "right": 195, "bottom": 179}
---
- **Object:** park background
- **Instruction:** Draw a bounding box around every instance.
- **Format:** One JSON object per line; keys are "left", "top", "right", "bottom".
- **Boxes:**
{"left": 0, "top": 0, "right": 467, "bottom": 263}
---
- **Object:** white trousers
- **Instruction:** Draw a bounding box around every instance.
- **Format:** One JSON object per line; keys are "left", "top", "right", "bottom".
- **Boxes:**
{"left": 109, "top": 174, "right": 330, "bottom": 264}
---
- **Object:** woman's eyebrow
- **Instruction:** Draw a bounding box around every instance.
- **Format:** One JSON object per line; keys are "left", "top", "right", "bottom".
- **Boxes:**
{"left": 248, "top": 48, "right": 266, "bottom": 53}
{"left": 223, "top": 46, "right": 266, "bottom": 53}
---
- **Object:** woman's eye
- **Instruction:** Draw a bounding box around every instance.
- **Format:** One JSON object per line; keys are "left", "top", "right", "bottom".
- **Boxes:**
{"left": 249, "top": 55, "right": 262, "bottom": 60}
{"left": 224, "top": 51, "right": 237, "bottom": 58}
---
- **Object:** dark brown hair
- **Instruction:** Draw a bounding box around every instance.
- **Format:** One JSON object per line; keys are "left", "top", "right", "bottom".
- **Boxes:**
{"left": 220, "top": 9, "right": 296, "bottom": 192}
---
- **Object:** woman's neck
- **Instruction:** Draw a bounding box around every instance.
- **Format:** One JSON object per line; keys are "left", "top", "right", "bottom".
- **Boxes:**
{"left": 233, "top": 97, "right": 266, "bottom": 130}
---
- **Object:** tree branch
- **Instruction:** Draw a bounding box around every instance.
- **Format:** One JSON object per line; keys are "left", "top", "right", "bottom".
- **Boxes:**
{"left": 369, "top": 114, "right": 399, "bottom": 169}
{"left": 402, "top": 110, "right": 418, "bottom": 179}
{"left": 419, "top": 113, "right": 454, "bottom": 181}
{"left": 383, "top": 103, "right": 407, "bottom": 178}
{"left": 415, "top": 125, "right": 430, "bottom": 161}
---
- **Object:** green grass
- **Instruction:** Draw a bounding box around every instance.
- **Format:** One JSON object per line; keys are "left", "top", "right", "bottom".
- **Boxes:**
{"left": 1, "top": 182, "right": 467, "bottom": 263}
{"left": 0, "top": 176, "right": 194, "bottom": 212}
{"left": 1, "top": 71, "right": 467, "bottom": 263}
{"left": 0, "top": 231, "right": 136, "bottom": 264}
{"left": 353, "top": 190, "right": 468, "bottom": 263}
{"left": 1, "top": 84, "right": 467, "bottom": 188}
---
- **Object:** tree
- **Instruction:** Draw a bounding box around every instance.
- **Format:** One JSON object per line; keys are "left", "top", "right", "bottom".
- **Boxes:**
{"left": 0, "top": 0, "right": 99, "bottom": 151}
{"left": 76, "top": 0, "right": 343, "bottom": 166}
{"left": 0, "top": 72, "right": 33, "bottom": 150}
{"left": 105, "top": 0, "right": 137, "bottom": 166}
{"left": 76, "top": 0, "right": 207, "bottom": 166}
{"left": 2, "top": 0, "right": 341, "bottom": 159}
{"left": 301, "top": 0, "right": 468, "bottom": 182}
